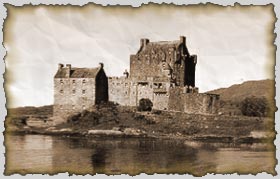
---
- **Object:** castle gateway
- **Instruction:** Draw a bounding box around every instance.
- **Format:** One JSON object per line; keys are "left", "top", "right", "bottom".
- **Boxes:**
{"left": 53, "top": 36, "right": 219, "bottom": 119}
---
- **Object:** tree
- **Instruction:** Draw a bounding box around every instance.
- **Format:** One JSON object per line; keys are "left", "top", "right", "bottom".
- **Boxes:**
{"left": 137, "top": 98, "right": 153, "bottom": 111}
{"left": 240, "top": 96, "right": 269, "bottom": 117}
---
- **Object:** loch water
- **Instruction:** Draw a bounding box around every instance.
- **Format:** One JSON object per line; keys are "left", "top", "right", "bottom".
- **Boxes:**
{"left": 5, "top": 134, "right": 276, "bottom": 176}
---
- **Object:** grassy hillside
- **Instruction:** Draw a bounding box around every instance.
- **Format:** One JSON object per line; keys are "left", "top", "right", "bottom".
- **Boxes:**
{"left": 7, "top": 102, "right": 275, "bottom": 142}
{"left": 207, "top": 79, "right": 276, "bottom": 116}
{"left": 7, "top": 105, "right": 53, "bottom": 118}
{"left": 207, "top": 79, "right": 275, "bottom": 103}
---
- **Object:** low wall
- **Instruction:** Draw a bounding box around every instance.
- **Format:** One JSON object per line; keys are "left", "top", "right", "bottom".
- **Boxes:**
{"left": 153, "top": 93, "right": 169, "bottom": 110}
{"left": 183, "top": 93, "right": 219, "bottom": 114}
{"left": 168, "top": 88, "right": 219, "bottom": 114}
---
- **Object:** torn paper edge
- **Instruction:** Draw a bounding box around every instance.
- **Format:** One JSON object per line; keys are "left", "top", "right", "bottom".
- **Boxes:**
{"left": 0, "top": 0, "right": 279, "bottom": 178}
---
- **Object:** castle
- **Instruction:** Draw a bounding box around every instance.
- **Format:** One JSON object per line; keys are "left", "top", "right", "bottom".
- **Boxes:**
{"left": 53, "top": 36, "right": 219, "bottom": 122}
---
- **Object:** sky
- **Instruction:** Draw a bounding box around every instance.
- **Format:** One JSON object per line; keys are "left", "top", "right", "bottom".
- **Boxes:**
{"left": 4, "top": 3, "right": 276, "bottom": 108}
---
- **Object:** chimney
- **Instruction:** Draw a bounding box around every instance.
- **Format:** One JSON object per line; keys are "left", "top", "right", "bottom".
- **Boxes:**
{"left": 123, "top": 69, "right": 129, "bottom": 78}
{"left": 99, "top": 62, "right": 104, "bottom": 68}
{"left": 140, "top": 38, "right": 149, "bottom": 47}
{"left": 58, "top": 63, "right": 64, "bottom": 70}
{"left": 65, "top": 64, "right": 71, "bottom": 78}
{"left": 180, "top": 36, "right": 186, "bottom": 44}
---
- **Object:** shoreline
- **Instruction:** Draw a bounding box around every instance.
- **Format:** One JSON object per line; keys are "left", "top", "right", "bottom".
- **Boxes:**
{"left": 4, "top": 127, "right": 274, "bottom": 144}
{"left": 5, "top": 104, "right": 276, "bottom": 145}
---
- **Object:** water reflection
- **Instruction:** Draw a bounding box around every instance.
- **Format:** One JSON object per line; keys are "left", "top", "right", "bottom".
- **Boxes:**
{"left": 5, "top": 134, "right": 276, "bottom": 175}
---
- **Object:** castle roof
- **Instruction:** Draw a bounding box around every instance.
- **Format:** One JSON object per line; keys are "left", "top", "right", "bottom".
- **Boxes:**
{"left": 54, "top": 67, "right": 102, "bottom": 78}
{"left": 137, "top": 40, "right": 182, "bottom": 54}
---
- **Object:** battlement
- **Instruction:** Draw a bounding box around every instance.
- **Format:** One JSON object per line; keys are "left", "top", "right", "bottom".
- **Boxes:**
{"left": 108, "top": 76, "right": 129, "bottom": 81}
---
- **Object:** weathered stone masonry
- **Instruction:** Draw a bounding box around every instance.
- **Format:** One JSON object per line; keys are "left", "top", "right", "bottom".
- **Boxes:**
{"left": 108, "top": 36, "right": 219, "bottom": 113}
{"left": 53, "top": 63, "right": 108, "bottom": 117}
{"left": 53, "top": 36, "right": 219, "bottom": 121}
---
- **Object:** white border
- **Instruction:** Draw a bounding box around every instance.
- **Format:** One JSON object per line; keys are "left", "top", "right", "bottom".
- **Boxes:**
{"left": 0, "top": 0, "right": 279, "bottom": 178}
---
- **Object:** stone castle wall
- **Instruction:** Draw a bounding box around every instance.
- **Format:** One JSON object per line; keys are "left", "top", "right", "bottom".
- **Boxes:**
{"left": 53, "top": 78, "right": 96, "bottom": 117}
{"left": 108, "top": 77, "right": 155, "bottom": 107}
{"left": 108, "top": 77, "right": 131, "bottom": 106}
{"left": 183, "top": 93, "right": 219, "bottom": 114}
{"left": 168, "top": 88, "right": 185, "bottom": 112}
{"left": 54, "top": 37, "right": 219, "bottom": 118}
{"left": 108, "top": 76, "right": 170, "bottom": 110}
{"left": 153, "top": 92, "right": 169, "bottom": 110}
{"left": 54, "top": 76, "right": 219, "bottom": 118}
{"left": 130, "top": 54, "right": 164, "bottom": 78}
{"left": 168, "top": 87, "right": 219, "bottom": 114}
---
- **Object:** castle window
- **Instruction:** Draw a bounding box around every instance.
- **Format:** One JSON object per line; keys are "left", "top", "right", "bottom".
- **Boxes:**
{"left": 82, "top": 79, "right": 86, "bottom": 84}
{"left": 125, "top": 91, "right": 128, "bottom": 95}
{"left": 60, "top": 90, "right": 63, "bottom": 94}
{"left": 82, "top": 90, "right": 86, "bottom": 94}
{"left": 60, "top": 79, "right": 63, "bottom": 84}
{"left": 72, "top": 80, "right": 76, "bottom": 84}
{"left": 72, "top": 89, "right": 76, "bottom": 94}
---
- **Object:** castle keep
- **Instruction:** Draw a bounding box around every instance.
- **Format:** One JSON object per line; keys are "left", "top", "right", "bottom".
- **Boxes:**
{"left": 54, "top": 36, "right": 219, "bottom": 119}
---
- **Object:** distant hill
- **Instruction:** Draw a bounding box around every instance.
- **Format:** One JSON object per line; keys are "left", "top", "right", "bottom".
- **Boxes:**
{"left": 7, "top": 105, "right": 53, "bottom": 118}
{"left": 207, "top": 79, "right": 275, "bottom": 103}
{"left": 206, "top": 79, "right": 276, "bottom": 116}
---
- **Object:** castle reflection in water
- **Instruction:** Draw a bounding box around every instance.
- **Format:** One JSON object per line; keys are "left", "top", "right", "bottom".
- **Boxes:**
{"left": 5, "top": 134, "right": 276, "bottom": 175}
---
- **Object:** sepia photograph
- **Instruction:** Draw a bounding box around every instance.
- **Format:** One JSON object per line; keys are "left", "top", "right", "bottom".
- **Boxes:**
{"left": 2, "top": 1, "right": 278, "bottom": 176}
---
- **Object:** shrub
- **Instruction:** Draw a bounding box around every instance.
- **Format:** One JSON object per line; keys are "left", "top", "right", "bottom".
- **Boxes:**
{"left": 240, "top": 96, "right": 270, "bottom": 117}
{"left": 137, "top": 98, "right": 153, "bottom": 111}
{"left": 67, "top": 113, "right": 81, "bottom": 123}
{"left": 134, "top": 114, "right": 156, "bottom": 124}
